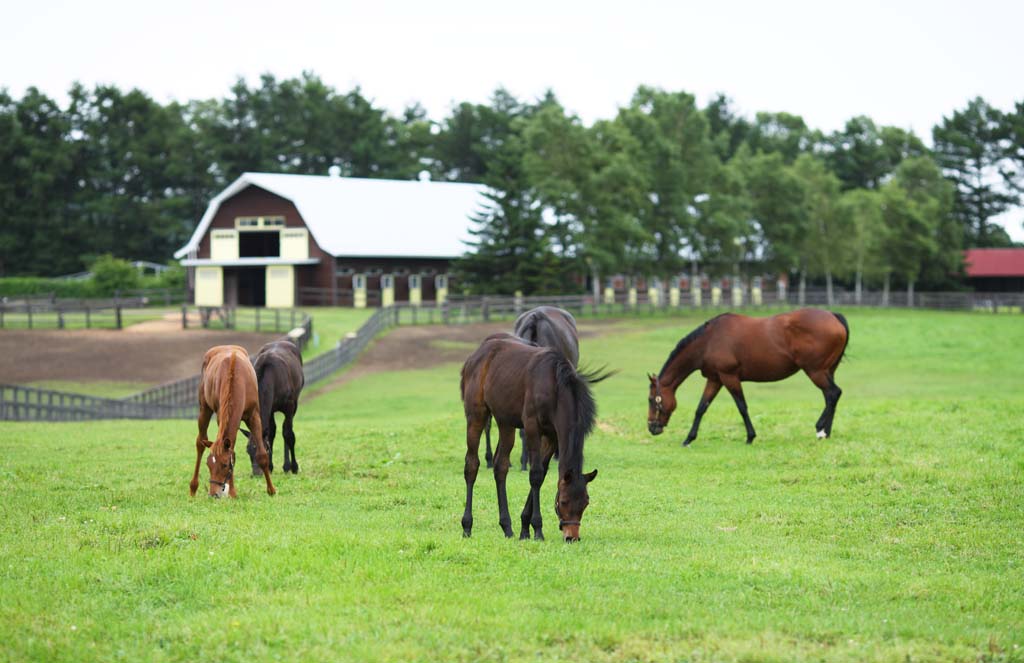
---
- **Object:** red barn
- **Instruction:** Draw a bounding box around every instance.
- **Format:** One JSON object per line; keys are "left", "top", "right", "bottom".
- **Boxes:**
{"left": 174, "top": 173, "right": 488, "bottom": 308}
{"left": 963, "top": 248, "right": 1024, "bottom": 292}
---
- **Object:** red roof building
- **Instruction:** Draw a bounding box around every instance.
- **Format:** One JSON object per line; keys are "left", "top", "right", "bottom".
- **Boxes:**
{"left": 963, "top": 248, "right": 1024, "bottom": 291}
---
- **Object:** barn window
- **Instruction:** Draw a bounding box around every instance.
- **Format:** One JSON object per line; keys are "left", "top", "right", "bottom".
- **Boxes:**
{"left": 409, "top": 275, "right": 420, "bottom": 289}
{"left": 353, "top": 275, "right": 365, "bottom": 290}
{"left": 262, "top": 217, "right": 285, "bottom": 228}
{"left": 381, "top": 275, "right": 394, "bottom": 289}
{"left": 236, "top": 217, "right": 260, "bottom": 229}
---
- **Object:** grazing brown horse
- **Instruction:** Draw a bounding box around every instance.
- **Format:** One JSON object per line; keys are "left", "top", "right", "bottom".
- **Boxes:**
{"left": 647, "top": 309, "right": 849, "bottom": 445}
{"left": 484, "top": 306, "right": 580, "bottom": 471}
{"left": 190, "top": 345, "right": 276, "bottom": 498}
{"left": 243, "top": 340, "right": 304, "bottom": 476}
{"left": 461, "top": 334, "right": 606, "bottom": 542}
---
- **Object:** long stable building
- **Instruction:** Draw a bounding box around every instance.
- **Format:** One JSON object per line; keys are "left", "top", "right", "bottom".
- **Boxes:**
{"left": 174, "top": 173, "right": 488, "bottom": 308}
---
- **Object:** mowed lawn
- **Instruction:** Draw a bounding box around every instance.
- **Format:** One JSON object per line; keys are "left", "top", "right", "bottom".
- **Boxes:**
{"left": 0, "top": 309, "right": 1021, "bottom": 662}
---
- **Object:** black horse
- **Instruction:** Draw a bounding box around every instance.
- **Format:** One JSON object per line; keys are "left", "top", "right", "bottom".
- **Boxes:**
{"left": 461, "top": 333, "right": 606, "bottom": 542}
{"left": 244, "top": 339, "right": 305, "bottom": 475}
{"left": 484, "top": 306, "right": 580, "bottom": 471}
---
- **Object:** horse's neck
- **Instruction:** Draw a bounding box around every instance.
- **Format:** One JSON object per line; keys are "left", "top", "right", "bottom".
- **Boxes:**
{"left": 662, "top": 342, "right": 703, "bottom": 391}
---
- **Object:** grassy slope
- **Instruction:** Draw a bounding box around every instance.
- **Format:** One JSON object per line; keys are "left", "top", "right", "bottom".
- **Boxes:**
{"left": 300, "top": 307, "right": 375, "bottom": 359}
{"left": 0, "top": 309, "right": 1021, "bottom": 662}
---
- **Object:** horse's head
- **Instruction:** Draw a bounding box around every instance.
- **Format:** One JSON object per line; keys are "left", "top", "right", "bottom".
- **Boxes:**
{"left": 204, "top": 440, "right": 235, "bottom": 498}
{"left": 647, "top": 373, "right": 676, "bottom": 435}
{"left": 555, "top": 468, "right": 597, "bottom": 542}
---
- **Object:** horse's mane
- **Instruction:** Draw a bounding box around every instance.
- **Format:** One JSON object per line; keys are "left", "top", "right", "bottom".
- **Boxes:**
{"left": 543, "top": 351, "right": 612, "bottom": 472}
{"left": 659, "top": 314, "right": 728, "bottom": 378}
{"left": 216, "top": 352, "right": 237, "bottom": 449}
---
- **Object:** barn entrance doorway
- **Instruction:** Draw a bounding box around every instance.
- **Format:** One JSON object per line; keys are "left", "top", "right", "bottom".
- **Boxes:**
{"left": 224, "top": 267, "right": 266, "bottom": 307}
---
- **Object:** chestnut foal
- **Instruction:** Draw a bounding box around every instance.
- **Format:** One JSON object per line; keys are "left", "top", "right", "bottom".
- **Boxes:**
{"left": 647, "top": 309, "right": 850, "bottom": 445}
{"left": 190, "top": 345, "right": 276, "bottom": 498}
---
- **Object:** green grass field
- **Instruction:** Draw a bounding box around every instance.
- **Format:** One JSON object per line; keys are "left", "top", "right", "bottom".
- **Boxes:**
{"left": 1, "top": 309, "right": 1021, "bottom": 662}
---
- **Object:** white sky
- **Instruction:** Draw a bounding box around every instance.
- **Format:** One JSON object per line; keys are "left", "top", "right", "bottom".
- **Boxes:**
{"left": 4, "top": 0, "right": 1022, "bottom": 239}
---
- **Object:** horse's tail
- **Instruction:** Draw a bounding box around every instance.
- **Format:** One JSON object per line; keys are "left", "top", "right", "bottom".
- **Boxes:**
{"left": 831, "top": 311, "right": 850, "bottom": 366}
{"left": 216, "top": 352, "right": 243, "bottom": 447}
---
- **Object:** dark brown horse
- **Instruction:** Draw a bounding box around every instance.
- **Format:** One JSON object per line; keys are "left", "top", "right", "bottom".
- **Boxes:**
{"left": 484, "top": 306, "right": 580, "bottom": 471}
{"left": 647, "top": 309, "right": 849, "bottom": 445}
{"left": 461, "top": 334, "right": 605, "bottom": 542}
{"left": 190, "top": 345, "right": 276, "bottom": 498}
{"left": 243, "top": 340, "right": 305, "bottom": 476}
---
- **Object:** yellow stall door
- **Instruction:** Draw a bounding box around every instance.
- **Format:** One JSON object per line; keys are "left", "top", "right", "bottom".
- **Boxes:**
{"left": 195, "top": 267, "right": 223, "bottom": 307}
{"left": 266, "top": 265, "right": 295, "bottom": 309}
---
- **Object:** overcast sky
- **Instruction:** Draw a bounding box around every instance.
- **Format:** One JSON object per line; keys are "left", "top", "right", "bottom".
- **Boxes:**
{"left": 5, "top": 0, "right": 1022, "bottom": 238}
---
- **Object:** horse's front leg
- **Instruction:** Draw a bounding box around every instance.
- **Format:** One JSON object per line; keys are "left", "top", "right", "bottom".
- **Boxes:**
{"left": 493, "top": 425, "right": 516, "bottom": 538}
{"left": 190, "top": 404, "right": 213, "bottom": 496}
{"left": 251, "top": 414, "right": 276, "bottom": 476}
{"left": 483, "top": 415, "right": 494, "bottom": 469}
{"left": 720, "top": 374, "right": 756, "bottom": 444}
{"left": 519, "top": 425, "right": 541, "bottom": 539}
{"left": 528, "top": 438, "right": 555, "bottom": 541}
{"left": 245, "top": 410, "right": 275, "bottom": 496}
{"left": 682, "top": 379, "right": 722, "bottom": 446}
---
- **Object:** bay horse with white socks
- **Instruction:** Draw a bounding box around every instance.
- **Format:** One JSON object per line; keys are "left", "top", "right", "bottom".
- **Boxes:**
{"left": 647, "top": 309, "right": 849, "bottom": 445}
{"left": 461, "top": 334, "right": 607, "bottom": 542}
{"left": 190, "top": 345, "right": 276, "bottom": 498}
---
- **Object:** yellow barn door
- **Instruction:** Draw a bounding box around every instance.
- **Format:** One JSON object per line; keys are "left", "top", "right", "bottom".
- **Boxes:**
{"left": 266, "top": 265, "right": 295, "bottom": 309}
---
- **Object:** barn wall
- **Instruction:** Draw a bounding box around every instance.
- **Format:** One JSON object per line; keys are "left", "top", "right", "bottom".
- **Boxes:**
{"left": 198, "top": 185, "right": 335, "bottom": 292}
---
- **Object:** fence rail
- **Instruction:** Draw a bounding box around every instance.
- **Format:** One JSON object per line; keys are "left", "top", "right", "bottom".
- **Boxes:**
{"left": 3, "top": 288, "right": 1019, "bottom": 422}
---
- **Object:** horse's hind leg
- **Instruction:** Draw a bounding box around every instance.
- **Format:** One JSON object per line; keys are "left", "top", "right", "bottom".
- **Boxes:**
{"left": 807, "top": 369, "right": 842, "bottom": 438}
{"left": 519, "top": 430, "right": 528, "bottom": 472}
{"left": 493, "top": 425, "right": 516, "bottom": 538}
{"left": 246, "top": 409, "right": 276, "bottom": 496}
{"left": 190, "top": 403, "right": 214, "bottom": 496}
{"left": 462, "top": 415, "right": 485, "bottom": 537}
{"left": 720, "top": 374, "right": 756, "bottom": 444}
{"left": 282, "top": 403, "right": 298, "bottom": 474}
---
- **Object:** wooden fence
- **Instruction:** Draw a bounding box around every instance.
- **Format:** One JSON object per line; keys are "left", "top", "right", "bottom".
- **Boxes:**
{"left": 0, "top": 296, "right": 147, "bottom": 329}
{"left": 4, "top": 289, "right": 1019, "bottom": 421}
{"left": 0, "top": 384, "right": 192, "bottom": 421}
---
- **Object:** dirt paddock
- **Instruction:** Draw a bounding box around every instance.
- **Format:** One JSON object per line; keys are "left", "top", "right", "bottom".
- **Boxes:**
{"left": 0, "top": 318, "right": 623, "bottom": 388}
{"left": 0, "top": 328, "right": 281, "bottom": 384}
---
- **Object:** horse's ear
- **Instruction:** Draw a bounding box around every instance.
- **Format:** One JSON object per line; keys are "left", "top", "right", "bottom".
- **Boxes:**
{"left": 648, "top": 373, "right": 657, "bottom": 384}
{"left": 584, "top": 469, "right": 598, "bottom": 483}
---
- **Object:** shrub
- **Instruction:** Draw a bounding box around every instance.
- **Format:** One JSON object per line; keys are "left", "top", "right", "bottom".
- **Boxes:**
{"left": 90, "top": 255, "right": 140, "bottom": 296}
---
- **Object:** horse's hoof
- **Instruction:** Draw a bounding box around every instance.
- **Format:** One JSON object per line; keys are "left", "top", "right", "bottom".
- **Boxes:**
{"left": 682, "top": 439, "right": 693, "bottom": 447}
{"left": 520, "top": 530, "right": 530, "bottom": 540}
{"left": 534, "top": 532, "right": 545, "bottom": 541}
{"left": 462, "top": 530, "right": 472, "bottom": 538}
{"left": 816, "top": 430, "right": 827, "bottom": 439}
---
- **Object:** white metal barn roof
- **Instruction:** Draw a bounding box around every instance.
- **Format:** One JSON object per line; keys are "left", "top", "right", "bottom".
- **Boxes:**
{"left": 174, "top": 173, "right": 489, "bottom": 260}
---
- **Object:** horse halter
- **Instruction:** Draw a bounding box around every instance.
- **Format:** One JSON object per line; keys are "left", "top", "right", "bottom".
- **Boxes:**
{"left": 209, "top": 452, "right": 235, "bottom": 490}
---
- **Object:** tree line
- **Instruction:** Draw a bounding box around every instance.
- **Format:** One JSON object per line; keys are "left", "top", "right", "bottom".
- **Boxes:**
{"left": 1, "top": 72, "right": 1022, "bottom": 297}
